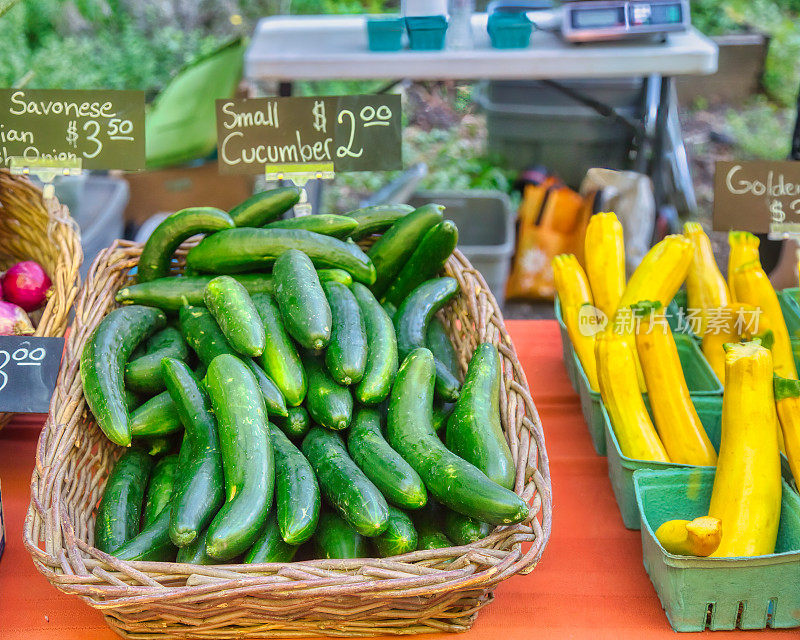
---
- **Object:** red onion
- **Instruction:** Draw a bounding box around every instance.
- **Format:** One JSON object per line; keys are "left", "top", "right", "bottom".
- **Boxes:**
{"left": 0, "top": 300, "right": 34, "bottom": 335}
{"left": 2, "top": 261, "right": 52, "bottom": 311}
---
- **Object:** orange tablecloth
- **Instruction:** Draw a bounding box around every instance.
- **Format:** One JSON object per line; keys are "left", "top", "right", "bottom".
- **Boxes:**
{"left": 0, "top": 320, "right": 793, "bottom": 639}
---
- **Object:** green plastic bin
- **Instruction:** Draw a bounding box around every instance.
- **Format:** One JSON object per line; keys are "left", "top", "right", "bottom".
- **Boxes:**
{"left": 405, "top": 15, "right": 448, "bottom": 51}
{"left": 554, "top": 297, "right": 579, "bottom": 393}
{"left": 778, "top": 288, "right": 800, "bottom": 337}
{"left": 366, "top": 17, "right": 406, "bottom": 51}
{"left": 634, "top": 468, "right": 800, "bottom": 632}
{"left": 487, "top": 12, "right": 533, "bottom": 49}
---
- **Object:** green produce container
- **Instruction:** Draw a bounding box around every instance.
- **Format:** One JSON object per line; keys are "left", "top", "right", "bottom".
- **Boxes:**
{"left": 634, "top": 468, "right": 800, "bottom": 632}
{"left": 487, "top": 12, "right": 533, "bottom": 49}
{"left": 778, "top": 288, "right": 800, "bottom": 337}
{"left": 366, "top": 17, "right": 405, "bottom": 51}
{"left": 554, "top": 297, "right": 579, "bottom": 393}
{"left": 405, "top": 15, "right": 448, "bottom": 51}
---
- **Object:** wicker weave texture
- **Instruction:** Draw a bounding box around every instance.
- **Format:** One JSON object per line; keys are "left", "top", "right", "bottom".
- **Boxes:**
{"left": 0, "top": 169, "right": 82, "bottom": 428}
{"left": 25, "top": 239, "right": 552, "bottom": 639}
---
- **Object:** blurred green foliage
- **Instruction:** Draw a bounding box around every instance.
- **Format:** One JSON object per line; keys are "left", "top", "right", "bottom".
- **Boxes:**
{"left": 725, "top": 97, "right": 796, "bottom": 160}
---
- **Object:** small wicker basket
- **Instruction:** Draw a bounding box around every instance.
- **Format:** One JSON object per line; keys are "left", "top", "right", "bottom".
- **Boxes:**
{"left": 24, "top": 238, "right": 552, "bottom": 639}
{"left": 0, "top": 169, "right": 82, "bottom": 429}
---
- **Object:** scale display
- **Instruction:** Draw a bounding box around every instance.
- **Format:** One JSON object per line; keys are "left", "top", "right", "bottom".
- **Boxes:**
{"left": 562, "top": 0, "right": 689, "bottom": 42}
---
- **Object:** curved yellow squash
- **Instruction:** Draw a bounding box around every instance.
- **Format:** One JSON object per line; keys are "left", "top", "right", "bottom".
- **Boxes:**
{"left": 596, "top": 331, "right": 669, "bottom": 462}
{"left": 585, "top": 212, "right": 626, "bottom": 320}
{"left": 617, "top": 234, "right": 693, "bottom": 311}
{"left": 774, "top": 376, "right": 800, "bottom": 490}
{"left": 700, "top": 302, "right": 761, "bottom": 384}
{"left": 727, "top": 231, "right": 760, "bottom": 301}
{"left": 709, "top": 341, "right": 782, "bottom": 557}
{"left": 655, "top": 516, "right": 722, "bottom": 557}
{"left": 684, "top": 222, "right": 730, "bottom": 336}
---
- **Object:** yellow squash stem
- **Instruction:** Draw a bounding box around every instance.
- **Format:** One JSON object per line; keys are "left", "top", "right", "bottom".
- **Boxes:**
{"left": 731, "top": 260, "right": 797, "bottom": 379}
{"left": 727, "top": 231, "right": 760, "bottom": 301}
{"left": 655, "top": 516, "right": 723, "bottom": 557}
{"left": 584, "top": 212, "right": 626, "bottom": 320}
{"left": 595, "top": 331, "right": 669, "bottom": 462}
{"left": 774, "top": 376, "right": 800, "bottom": 487}
{"left": 709, "top": 341, "right": 782, "bottom": 557}
{"left": 700, "top": 302, "right": 764, "bottom": 384}
{"left": 684, "top": 222, "right": 730, "bottom": 336}
{"left": 552, "top": 254, "right": 599, "bottom": 391}
{"left": 633, "top": 302, "right": 717, "bottom": 465}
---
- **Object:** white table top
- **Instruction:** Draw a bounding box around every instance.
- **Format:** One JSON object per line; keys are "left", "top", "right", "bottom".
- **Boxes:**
{"left": 245, "top": 14, "right": 718, "bottom": 82}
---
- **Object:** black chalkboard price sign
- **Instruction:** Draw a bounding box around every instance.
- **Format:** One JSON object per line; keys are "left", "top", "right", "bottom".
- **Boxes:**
{"left": 0, "top": 336, "right": 64, "bottom": 413}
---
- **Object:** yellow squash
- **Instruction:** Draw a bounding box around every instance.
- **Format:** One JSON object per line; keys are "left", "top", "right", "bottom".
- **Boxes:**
{"left": 595, "top": 331, "right": 669, "bottom": 462}
{"left": 553, "top": 254, "right": 599, "bottom": 391}
{"left": 709, "top": 341, "right": 782, "bottom": 557}
{"left": 584, "top": 212, "right": 626, "bottom": 320}
{"left": 700, "top": 302, "right": 763, "bottom": 384}
{"left": 731, "top": 260, "right": 797, "bottom": 379}
{"left": 655, "top": 516, "right": 722, "bottom": 557}
{"left": 727, "top": 231, "right": 760, "bottom": 301}
{"left": 617, "top": 234, "right": 693, "bottom": 311}
{"left": 684, "top": 222, "right": 730, "bottom": 336}
{"left": 773, "top": 376, "right": 800, "bottom": 488}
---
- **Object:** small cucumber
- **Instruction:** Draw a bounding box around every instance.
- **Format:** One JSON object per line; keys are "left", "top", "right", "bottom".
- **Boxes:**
{"left": 143, "top": 454, "right": 179, "bottom": 527}
{"left": 302, "top": 427, "right": 389, "bottom": 537}
{"left": 138, "top": 207, "right": 234, "bottom": 282}
{"left": 432, "top": 401, "right": 455, "bottom": 435}
{"left": 324, "top": 281, "right": 367, "bottom": 386}
{"left": 382, "top": 301, "right": 397, "bottom": 320}
{"left": 94, "top": 449, "right": 154, "bottom": 553}
{"left": 125, "top": 327, "right": 188, "bottom": 395}
{"left": 273, "top": 249, "right": 332, "bottom": 351}
{"left": 414, "top": 504, "right": 453, "bottom": 551}
{"left": 266, "top": 214, "right": 358, "bottom": 239}
{"left": 443, "top": 510, "right": 492, "bottom": 546}
{"left": 176, "top": 528, "right": 216, "bottom": 565}
{"left": 306, "top": 358, "right": 352, "bottom": 431}
{"left": 229, "top": 187, "right": 301, "bottom": 227}
{"left": 129, "top": 391, "right": 182, "bottom": 438}
{"left": 427, "top": 317, "right": 460, "bottom": 383}
{"left": 274, "top": 406, "right": 310, "bottom": 441}
{"left": 347, "top": 408, "right": 426, "bottom": 511}
{"left": 245, "top": 358, "right": 288, "bottom": 418}
{"left": 244, "top": 513, "right": 299, "bottom": 563}
{"left": 374, "top": 507, "right": 418, "bottom": 557}
{"left": 134, "top": 433, "right": 180, "bottom": 457}
{"left": 162, "top": 358, "right": 225, "bottom": 548}
{"left": 186, "top": 228, "right": 376, "bottom": 285}
{"left": 270, "top": 425, "right": 321, "bottom": 545}
{"left": 395, "top": 278, "right": 461, "bottom": 402}
{"left": 204, "top": 276, "right": 266, "bottom": 357}
{"left": 113, "top": 503, "right": 177, "bottom": 562}
{"left": 318, "top": 269, "right": 352, "bottom": 287}
{"left": 179, "top": 306, "right": 236, "bottom": 366}
{"left": 351, "top": 283, "right": 398, "bottom": 406}
{"left": 314, "top": 511, "right": 368, "bottom": 559}
{"left": 367, "top": 204, "right": 444, "bottom": 298}
{"left": 252, "top": 293, "right": 307, "bottom": 407}
{"left": 81, "top": 306, "right": 167, "bottom": 446}
{"left": 387, "top": 348, "right": 528, "bottom": 526}
{"left": 205, "top": 354, "right": 274, "bottom": 560}
{"left": 124, "top": 389, "right": 141, "bottom": 412}
{"left": 383, "top": 220, "right": 458, "bottom": 306}
{"left": 346, "top": 204, "right": 415, "bottom": 241}
{"left": 446, "top": 343, "right": 516, "bottom": 490}
{"left": 116, "top": 274, "right": 275, "bottom": 312}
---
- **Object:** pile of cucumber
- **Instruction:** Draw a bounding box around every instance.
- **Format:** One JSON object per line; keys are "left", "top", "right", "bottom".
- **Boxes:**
{"left": 83, "top": 188, "right": 528, "bottom": 564}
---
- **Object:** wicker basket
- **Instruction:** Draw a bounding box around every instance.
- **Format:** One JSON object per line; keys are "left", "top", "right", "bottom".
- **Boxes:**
{"left": 24, "top": 238, "right": 552, "bottom": 639}
{"left": 0, "top": 169, "right": 82, "bottom": 429}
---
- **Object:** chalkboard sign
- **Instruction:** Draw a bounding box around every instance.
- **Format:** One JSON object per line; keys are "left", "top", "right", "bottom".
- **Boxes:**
{"left": 0, "top": 337, "right": 64, "bottom": 413}
{"left": 216, "top": 95, "right": 402, "bottom": 175}
{"left": 0, "top": 89, "right": 146, "bottom": 171}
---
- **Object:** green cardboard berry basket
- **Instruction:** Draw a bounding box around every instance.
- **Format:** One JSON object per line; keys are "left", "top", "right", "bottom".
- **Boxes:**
{"left": 634, "top": 467, "right": 800, "bottom": 632}
{"left": 778, "top": 288, "right": 800, "bottom": 336}
{"left": 554, "top": 297, "right": 580, "bottom": 392}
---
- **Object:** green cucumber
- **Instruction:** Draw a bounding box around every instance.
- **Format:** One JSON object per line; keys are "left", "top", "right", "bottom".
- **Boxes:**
{"left": 143, "top": 454, "right": 179, "bottom": 527}
{"left": 318, "top": 269, "right": 352, "bottom": 287}
{"left": 446, "top": 343, "right": 515, "bottom": 490}
{"left": 382, "top": 301, "right": 397, "bottom": 320}
{"left": 229, "top": 187, "right": 301, "bottom": 227}
{"left": 113, "top": 503, "right": 177, "bottom": 562}
{"left": 244, "top": 513, "right": 299, "bottom": 563}
{"left": 245, "top": 359, "right": 288, "bottom": 418}
{"left": 81, "top": 306, "right": 167, "bottom": 446}
{"left": 314, "top": 512, "right": 368, "bottom": 559}
{"left": 383, "top": 220, "right": 458, "bottom": 306}
{"left": 176, "top": 528, "right": 216, "bottom": 565}
{"left": 351, "top": 283, "right": 398, "bottom": 406}
{"left": 347, "top": 408, "right": 426, "bottom": 511}
{"left": 323, "top": 281, "right": 367, "bottom": 386}
{"left": 302, "top": 427, "right": 389, "bottom": 537}
{"left": 395, "top": 278, "right": 461, "bottom": 402}
{"left": 124, "top": 389, "right": 141, "bottom": 412}
{"left": 186, "top": 228, "right": 376, "bottom": 285}
{"left": 367, "top": 204, "right": 444, "bottom": 298}
{"left": 273, "top": 249, "right": 332, "bottom": 351}
{"left": 443, "top": 510, "right": 492, "bottom": 546}
{"left": 274, "top": 406, "right": 310, "bottom": 441}
{"left": 94, "top": 449, "right": 154, "bottom": 553}
{"left": 373, "top": 507, "right": 418, "bottom": 557}
{"left": 252, "top": 293, "right": 307, "bottom": 407}
{"left": 270, "top": 425, "right": 320, "bottom": 545}
{"left": 427, "top": 317, "right": 460, "bottom": 382}
{"left": 346, "top": 204, "right": 415, "bottom": 241}
{"left": 204, "top": 276, "right": 266, "bottom": 357}
{"left": 205, "top": 354, "right": 274, "bottom": 560}
{"left": 179, "top": 306, "right": 236, "bottom": 365}
{"left": 138, "top": 207, "right": 234, "bottom": 282}
{"left": 387, "top": 348, "right": 529, "bottom": 526}
{"left": 306, "top": 358, "right": 352, "bottom": 431}
{"left": 125, "top": 327, "right": 188, "bottom": 395}
{"left": 162, "top": 358, "right": 225, "bottom": 548}
{"left": 129, "top": 391, "right": 182, "bottom": 438}
{"left": 414, "top": 504, "right": 453, "bottom": 550}
{"left": 116, "top": 274, "right": 275, "bottom": 312}
{"left": 432, "top": 402, "right": 454, "bottom": 435}
{"left": 266, "top": 214, "right": 358, "bottom": 239}
{"left": 134, "top": 433, "right": 180, "bottom": 457}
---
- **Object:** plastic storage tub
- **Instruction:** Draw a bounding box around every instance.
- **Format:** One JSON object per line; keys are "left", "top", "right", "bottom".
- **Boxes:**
{"left": 366, "top": 17, "right": 406, "bottom": 51}
{"left": 405, "top": 15, "right": 448, "bottom": 50}
{"left": 487, "top": 12, "right": 533, "bottom": 49}
{"left": 634, "top": 468, "right": 800, "bottom": 632}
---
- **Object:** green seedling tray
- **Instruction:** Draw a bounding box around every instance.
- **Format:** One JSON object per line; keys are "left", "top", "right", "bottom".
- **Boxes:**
{"left": 366, "top": 17, "right": 405, "bottom": 52}
{"left": 634, "top": 467, "right": 800, "bottom": 632}
{"left": 554, "top": 297, "right": 580, "bottom": 393}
